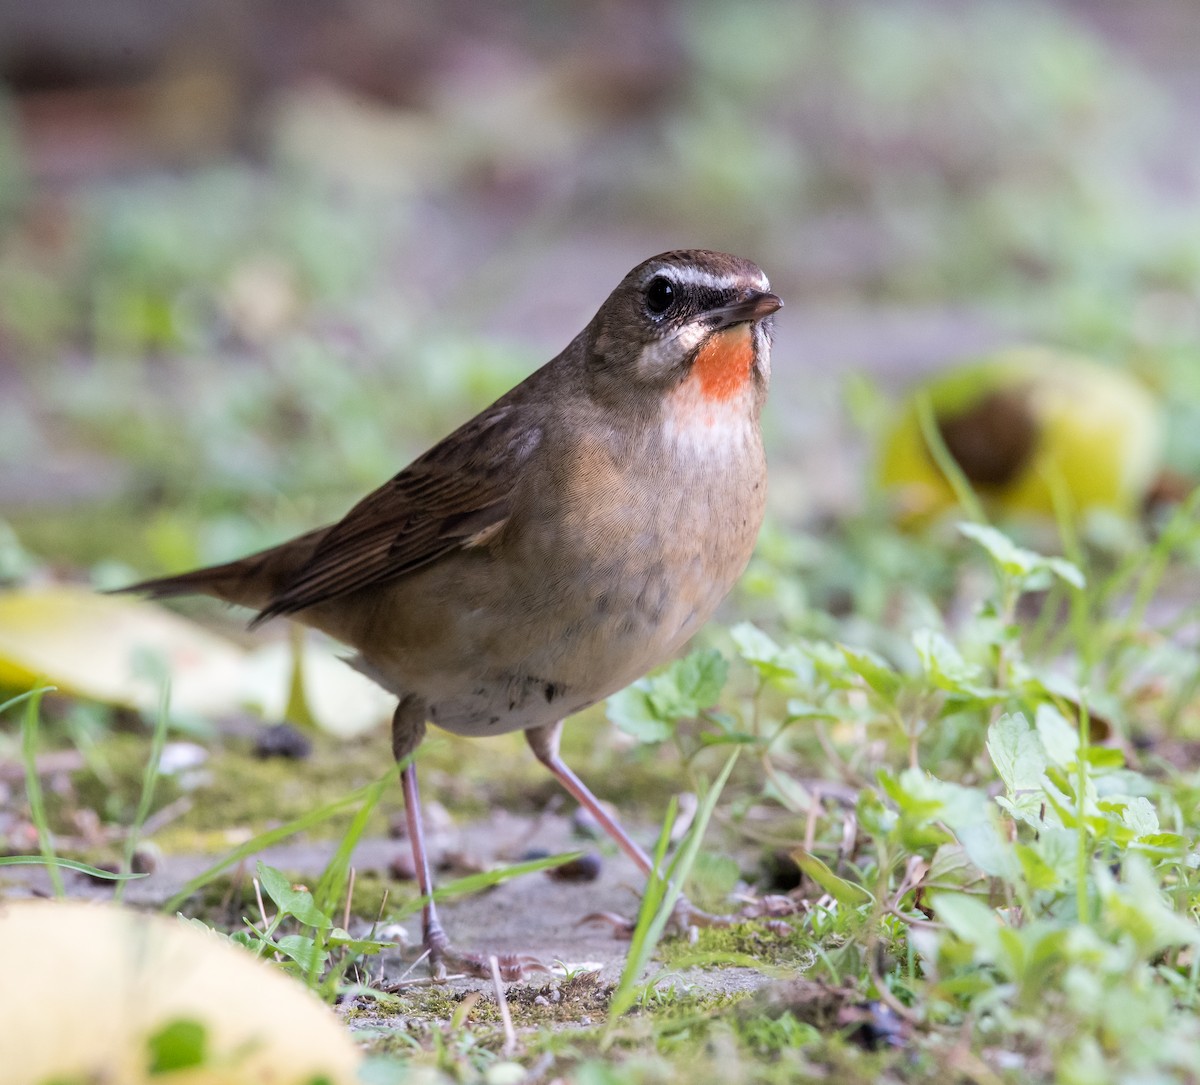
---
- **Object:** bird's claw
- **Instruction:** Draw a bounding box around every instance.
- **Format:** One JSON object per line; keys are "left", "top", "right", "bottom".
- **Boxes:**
{"left": 435, "top": 948, "right": 553, "bottom": 982}
{"left": 579, "top": 896, "right": 735, "bottom": 939}
{"left": 578, "top": 910, "right": 637, "bottom": 935}
{"left": 581, "top": 893, "right": 804, "bottom": 941}
{"left": 418, "top": 920, "right": 552, "bottom": 981}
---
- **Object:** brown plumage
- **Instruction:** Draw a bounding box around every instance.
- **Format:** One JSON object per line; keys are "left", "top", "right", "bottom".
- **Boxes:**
{"left": 124, "top": 249, "right": 781, "bottom": 978}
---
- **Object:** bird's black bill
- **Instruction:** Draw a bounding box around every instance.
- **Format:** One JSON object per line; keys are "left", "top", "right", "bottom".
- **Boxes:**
{"left": 706, "top": 291, "right": 783, "bottom": 330}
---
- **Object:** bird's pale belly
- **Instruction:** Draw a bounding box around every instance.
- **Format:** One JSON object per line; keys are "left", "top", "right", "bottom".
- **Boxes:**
{"left": 432, "top": 573, "right": 726, "bottom": 737}
{"left": 350, "top": 552, "right": 730, "bottom": 738}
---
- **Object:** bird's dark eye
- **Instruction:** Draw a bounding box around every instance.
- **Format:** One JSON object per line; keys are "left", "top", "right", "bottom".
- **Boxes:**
{"left": 644, "top": 276, "right": 676, "bottom": 316}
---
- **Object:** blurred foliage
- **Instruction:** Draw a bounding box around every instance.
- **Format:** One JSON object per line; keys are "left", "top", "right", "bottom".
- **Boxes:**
{"left": 3, "top": 1, "right": 1200, "bottom": 564}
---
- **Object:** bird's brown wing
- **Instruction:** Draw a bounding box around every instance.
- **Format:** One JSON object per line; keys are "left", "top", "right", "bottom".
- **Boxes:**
{"left": 254, "top": 401, "right": 543, "bottom": 623}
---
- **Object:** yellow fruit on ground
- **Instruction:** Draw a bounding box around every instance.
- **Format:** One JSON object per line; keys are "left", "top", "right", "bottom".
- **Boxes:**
{"left": 876, "top": 347, "right": 1162, "bottom": 525}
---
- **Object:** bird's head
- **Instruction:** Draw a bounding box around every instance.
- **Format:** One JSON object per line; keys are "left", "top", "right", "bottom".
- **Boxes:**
{"left": 585, "top": 250, "right": 781, "bottom": 415}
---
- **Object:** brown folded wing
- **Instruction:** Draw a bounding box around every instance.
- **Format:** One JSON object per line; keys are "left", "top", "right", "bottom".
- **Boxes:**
{"left": 254, "top": 403, "right": 542, "bottom": 623}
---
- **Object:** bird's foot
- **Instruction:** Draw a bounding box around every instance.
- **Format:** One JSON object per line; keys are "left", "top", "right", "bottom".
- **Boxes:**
{"left": 422, "top": 921, "right": 553, "bottom": 982}
{"left": 582, "top": 893, "right": 801, "bottom": 939}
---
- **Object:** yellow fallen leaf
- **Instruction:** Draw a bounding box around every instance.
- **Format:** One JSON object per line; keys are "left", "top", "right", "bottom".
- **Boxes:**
{"left": 242, "top": 637, "right": 394, "bottom": 738}
{"left": 0, "top": 586, "right": 246, "bottom": 716}
{"left": 0, "top": 586, "right": 390, "bottom": 735}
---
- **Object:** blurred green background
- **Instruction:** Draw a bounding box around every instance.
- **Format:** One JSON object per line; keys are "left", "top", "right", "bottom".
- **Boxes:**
{"left": 2, "top": 0, "right": 1199, "bottom": 580}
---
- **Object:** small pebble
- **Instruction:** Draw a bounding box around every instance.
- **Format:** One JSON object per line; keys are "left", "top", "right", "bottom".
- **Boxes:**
{"left": 389, "top": 852, "right": 416, "bottom": 881}
{"left": 533, "top": 995, "right": 549, "bottom": 1006}
{"left": 376, "top": 923, "right": 411, "bottom": 947}
{"left": 253, "top": 722, "right": 313, "bottom": 760}
{"left": 159, "top": 742, "right": 209, "bottom": 774}
{"left": 131, "top": 843, "right": 160, "bottom": 875}
{"left": 546, "top": 852, "right": 603, "bottom": 883}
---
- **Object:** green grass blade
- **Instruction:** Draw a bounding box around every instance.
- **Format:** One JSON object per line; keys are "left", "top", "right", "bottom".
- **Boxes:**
{"left": 915, "top": 391, "right": 988, "bottom": 525}
{"left": 117, "top": 680, "right": 171, "bottom": 903}
{"left": 608, "top": 794, "right": 677, "bottom": 1019}
{"left": 424, "top": 850, "right": 588, "bottom": 906}
{"left": 19, "top": 686, "right": 64, "bottom": 898}
{"left": 0, "top": 855, "right": 148, "bottom": 881}
{"left": 608, "top": 750, "right": 740, "bottom": 1024}
{"left": 1, "top": 688, "right": 51, "bottom": 717}
{"left": 314, "top": 763, "right": 396, "bottom": 916}
{"left": 309, "top": 764, "right": 396, "bottom": 992}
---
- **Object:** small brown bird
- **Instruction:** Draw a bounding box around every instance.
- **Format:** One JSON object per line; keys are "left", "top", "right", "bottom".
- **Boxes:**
{"left": 125, "top": 249, "right": 781, "bottom": 977}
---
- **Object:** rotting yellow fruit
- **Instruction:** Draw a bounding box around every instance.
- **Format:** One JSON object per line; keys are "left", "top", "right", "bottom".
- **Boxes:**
{"left": 876, "top": 347, "right": 1163, "bottom": 525}
{"left": 0, "top": 900, "right": 361, "bottom": 1085}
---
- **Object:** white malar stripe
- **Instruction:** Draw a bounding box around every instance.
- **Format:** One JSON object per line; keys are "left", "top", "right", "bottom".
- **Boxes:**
{"left": 637, "top": 321, "right": 708, "bottom": 379}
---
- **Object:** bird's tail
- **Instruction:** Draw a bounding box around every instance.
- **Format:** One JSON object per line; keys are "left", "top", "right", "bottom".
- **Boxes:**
{"left": 115, "top": 526, "right": 330, "bottom": 617}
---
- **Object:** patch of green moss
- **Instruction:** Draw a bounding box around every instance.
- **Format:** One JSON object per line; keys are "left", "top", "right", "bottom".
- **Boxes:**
{"left": 656, "top": 919, "right": 814, "bottom": 970}
{"left": 61, "top": 733, "right": 185, "bottom": 832}
{"left": 502, "top": 971, "right": 615, "bottom": 1027}
{"left": 169, "top": 733, "right": 391, "bottom": 837}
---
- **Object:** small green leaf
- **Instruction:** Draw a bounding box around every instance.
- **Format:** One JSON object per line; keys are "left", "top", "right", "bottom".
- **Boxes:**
{"left": 791, "top": 849, "right": 873, "bottom": 906}
{"left": 987, "top": 713, "right": 1047, "bottom": 793}
{"left": 607, "top": 648, "right": 728, "bottom": 743}
{"left": 956, "top": 821, "right": 1016, "bottom": 879}
{"left": 839, "top": 644, "right": 902, "bottom": 697}
{"left": 913, "top": 628, "right": 987, "bottom": 694}
{"left": 1044, "top": 556, "right": 1086, "bottom": 590}
{"left": 147, "top": 1018, "right": 208, "bottom": 1074}
{"left": 273, "top": 933, "right": 329, "bottom": 972}
{"left": 1121, "top": 797, "right": 1159, "bottom": 837}
{"left": 607, "top": 684, "right": 672, "bottom": 743}
{"left": 1097, "top": 857, "right": 1200, "bottom": 954}
{"left": 730, "top": 622, "right": 804, "bottom": 681}
{"left": 1015, "top": 843, "right": 1062, "bottom": 891}
{"left": 256, "top": 862, "right": 331, "bottom": 930}
{"left": 959, "top": 522, "right": 1036, "bottom": 576}
{"left": 959, "top": 522, "right": 1085, "bottom": 590}
{"left": 1083, "top": 747, "right": 1125, "bottom": 772}
{"left": 1035, "top": 704, "right": 1079, "bottom": 768}
{"left": 647, "top": 648, "right": 728, "bottom": 718}
{"left": 930, "top": 891, "right": 1002, "bottom": 960}
{"left": 1134, "top": 832, "right": 1188, "bottom": 854}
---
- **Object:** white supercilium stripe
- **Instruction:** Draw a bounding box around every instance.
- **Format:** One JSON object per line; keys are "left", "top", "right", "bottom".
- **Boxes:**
{"left": 645, "top": 265, "right": 770, "bottom": 293}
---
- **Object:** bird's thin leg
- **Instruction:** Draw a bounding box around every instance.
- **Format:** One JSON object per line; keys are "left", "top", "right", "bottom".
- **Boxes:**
{"left": 526, "top": 721, "right": 656, "bottom": 875}
{"left": 399, "top": 759, "right": 451, "bottom": 972}
{"left": 393, "top": 698, "right": 549, "bottom": 981}
{"left": 525, "top": 720, "right": 732, "bottom": 931}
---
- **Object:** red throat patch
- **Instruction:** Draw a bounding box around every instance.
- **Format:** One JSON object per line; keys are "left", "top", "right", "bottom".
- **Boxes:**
{"left": 691, "top": 325, "right": 755, "bottom": 401}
